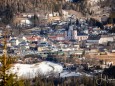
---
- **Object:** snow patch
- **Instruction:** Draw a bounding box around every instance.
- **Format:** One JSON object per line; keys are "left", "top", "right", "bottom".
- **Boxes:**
{"left": 60, "top": 71, "right": 82, "bottom": 78}
{"left": 8, "top": 61, "right": 63, "bottom": 79}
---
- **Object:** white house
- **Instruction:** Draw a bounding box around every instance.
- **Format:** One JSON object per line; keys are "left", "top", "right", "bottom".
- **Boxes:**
{"left": 9, "top": 39, "right": 20, "bottom": 46}
{"left": 87, "top": 35, "right": 114, "bottom": 44}
{"left": 62, "top": 10, "right": 69, "bottom": 19}
{"left": 46, "top": 12, "right": 60, "bottom": 18}
{"left": 99, "top": 35, "right": 114, "bottom": 44}
{"left": 21, "top": 13, "right": 34, "bottom": 18}
{"left": 20, "top": 19, "right": 32, "bottom": 26}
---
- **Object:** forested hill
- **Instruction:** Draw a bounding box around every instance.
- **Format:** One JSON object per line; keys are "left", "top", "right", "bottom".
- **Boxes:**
{"left": 0, "top": 0, "right": 114, "bottom": 14}
{"left": 0, "top": 0, "right": 114, "bottom": 24}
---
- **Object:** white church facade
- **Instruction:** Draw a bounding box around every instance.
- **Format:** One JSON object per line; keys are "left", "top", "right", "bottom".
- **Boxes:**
{"left": 65, "top": 25, "right": 88, "bottom": 41}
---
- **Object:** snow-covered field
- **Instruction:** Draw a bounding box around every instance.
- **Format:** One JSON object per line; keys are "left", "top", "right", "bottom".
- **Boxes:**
{"left": 8, "top": 61, "right": 63, "bottom": 79}
{"left": 60, "top": 71, "right": 82, "bottom": 78}
{"left": 8, "top": 61, "right": 93, "bottom": 79}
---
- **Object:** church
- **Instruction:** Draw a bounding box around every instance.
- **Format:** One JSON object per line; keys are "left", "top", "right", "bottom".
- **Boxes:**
{"left": 65, "top": 25, "right": 88, "bottom": 41}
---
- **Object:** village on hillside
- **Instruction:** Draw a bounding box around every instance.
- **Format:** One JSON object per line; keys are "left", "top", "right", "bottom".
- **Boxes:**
{"left": 0, "top": 0, "right": 115, "bottom": 86}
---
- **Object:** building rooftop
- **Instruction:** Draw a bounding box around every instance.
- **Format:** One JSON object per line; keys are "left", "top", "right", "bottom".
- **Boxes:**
{"left": 77, "top": 33, "right": 88, "bottom": 36}
{"left": 88, "top": 35, "right": 101, "bottom": 40}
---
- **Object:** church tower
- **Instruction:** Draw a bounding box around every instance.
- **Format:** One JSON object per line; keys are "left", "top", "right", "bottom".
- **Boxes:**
{"left": 73, "top": 28, "right": 77, "bottom": 40}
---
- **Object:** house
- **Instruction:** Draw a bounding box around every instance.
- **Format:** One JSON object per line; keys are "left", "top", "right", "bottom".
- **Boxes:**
{"left": 26, "top": 35, "right": 41, "bottom": 42}
{"left": 46, "top": 12, "right": 61, "bottom": 22}
{"left": 48, "top": 36, "right": 57, "bottom": 41}
{"left": 89, "top": 49, "right": 99, "bottom": 55}
{"left": 104, "top": 24, "right": 114, "bottom": 29}
{"left": 14, "top": 17, "right": 32, "bottom": 27}
{"left": 62, "top": 10, "right": 69, "bottom": 19}
{"left": 38, "top": 42, "right": 50, "bottom": 47}
{"left": 20, "top": 13, "right": 34, "bottom": 18}
{"left": 19, "top": 41, "right": 30, "bottom": 50}
{"left": 48, "top": 17, "right": 61, "bottom": 22}
{"left": 56, "top": 34, "right": 65, "bottom": 41}
{"left": 99, "top": 35, "right": 114, "bottom": 44}
{"left": 77, "top": 33, "right": 88, "bottom": 41}
{"left": 9, "top": 39, "right": 20, "bottom": 46}
{"left": 0, "top": 30, "right": 2, "bottom": 36}
{"left": 37, "top": 46, "right": 50, "bottom": 52}
{"left": 74, "top": 50, "right": 84, "bottom": 56}
{"left": 18, "top": 35, "right": 27, "bottom": 42}
{"left": 47, "top": 12, "right": 60, "bottom": 18}
{"left": 87, "top": 35, "right": 101, "bottom": 44}
{"left": 9, "top": 35, "right": 28, "bottom": 46}
{"left": 48, "top": 32, "right": 65, "bottom": 41}
{"left": 20, "top": 18, "right": 32, "bottom": 26}
{"left": 87, "top": 35, "right": 114, "bottom": 44}
{"left": 20, "top": 44, "right": 30, "bottom": 50}
{"left": 30, "top": 43, "right": 37, "bottom": 50}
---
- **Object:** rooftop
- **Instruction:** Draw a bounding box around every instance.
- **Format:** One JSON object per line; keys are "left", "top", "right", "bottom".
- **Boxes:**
{"left": 87, "top": 35, "right": 101, "bottom": 40}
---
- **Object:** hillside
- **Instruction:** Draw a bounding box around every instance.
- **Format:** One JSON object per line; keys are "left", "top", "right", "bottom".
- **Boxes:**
{"left": 0, "top": 0, "right": 115, "bottom": 24}
{"left": 8, "top": 61, "right": 63, "bottom": 79}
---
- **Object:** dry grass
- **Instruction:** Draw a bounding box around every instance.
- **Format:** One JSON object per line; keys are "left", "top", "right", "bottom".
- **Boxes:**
{"left": 86, "top": 53, "right": 115, "bottom": 65}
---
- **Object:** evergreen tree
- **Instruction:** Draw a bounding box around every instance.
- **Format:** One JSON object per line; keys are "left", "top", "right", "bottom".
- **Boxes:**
{"left": 0, "top": 28, "right": 24, "bottom": 86}
{"left": 1, "top": 4, "right": 14, "bottom": 25}
{"left": 29, "top": 14, "right": 39, "bottom": 27}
